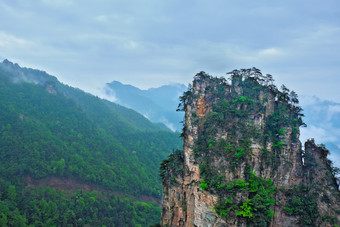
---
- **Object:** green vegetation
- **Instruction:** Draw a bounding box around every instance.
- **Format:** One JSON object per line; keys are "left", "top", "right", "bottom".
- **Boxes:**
{"left": 0, "top": 184, "right": 161, "bottom": 226}
{"left": 159, "top": 150, "right": 184, "bottom": 184}
{"left": 283, "top": 143, "right": 340, "bottom": 226}
{"left": 285, "top": 185, "right": 319, "bottom": 226}
{"left": 0, "top": 62, "right": 182, "bottom": 226}
{"left": 212, "top": 172, "right": 276, "bottom": 226}
{"left": 0, "top": 76, "right": 180, "bottom": 197}
{"left": 200, "top": 180, "right": 209, "bottom": 190}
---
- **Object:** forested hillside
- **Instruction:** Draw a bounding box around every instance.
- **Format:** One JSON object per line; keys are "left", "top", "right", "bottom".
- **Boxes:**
{"left": 0, "top": 60, "right": 182, "bottom": 226}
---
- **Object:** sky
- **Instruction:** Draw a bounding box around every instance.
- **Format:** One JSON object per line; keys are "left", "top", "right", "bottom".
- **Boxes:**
{"left": 299, "top": 96, "right": 340, "bottom": 167}
{"left": 0, "top": 0, "right": 339, "bottom": 102}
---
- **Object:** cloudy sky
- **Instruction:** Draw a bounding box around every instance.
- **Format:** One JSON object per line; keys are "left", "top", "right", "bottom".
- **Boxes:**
{"left": 1, "top": 0, "right": 340, "bottom": 166}
{"left": 0, "top": 0, "right": 339, "bottom": 102}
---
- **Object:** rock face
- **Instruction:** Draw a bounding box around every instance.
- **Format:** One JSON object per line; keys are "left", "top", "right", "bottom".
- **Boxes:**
{"left": 160, "top": 70, "right": 340, "bottom": 227}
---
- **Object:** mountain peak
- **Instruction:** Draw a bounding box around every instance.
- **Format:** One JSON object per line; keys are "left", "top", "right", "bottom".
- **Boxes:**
{"left": 161, "top": 69, "right": 340, "bottom": 226}
{"left": 0, "top": 59, "right": 57, "bottom": 85}
{"left": 1, "top": 58, "right": 20, "bottom": 70}
{"left": 3, "top": 59, "right": 12, "bottom": 64}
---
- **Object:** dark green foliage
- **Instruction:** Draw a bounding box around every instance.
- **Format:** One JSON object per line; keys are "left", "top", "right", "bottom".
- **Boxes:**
{"left": 159, "top": 150, "right": 184, "bottom": 183}
{"left": 150, "top": 224, "right": 161, "bottom": 227}
{"left": 285, "top": 185, "right": 319, "bottom": 226}
{"left": 192, "top": 95, "right": 257, "bottom": 162}
{"left": 177, "top": 90, "right": 193, "bottom": 112}
{"left": 0, "top": 183, "right": 161, "bottom": 226}
{"left": 0, "top": 78, "right": 181, "bottom": 197}
{"left": 260, "top": 149, "right": 280, "bottom": 170}
{"left": 261, "top": 100, "right": 303, "bottom": 171}
{"left": 0, "top": 62, "right": 183, "bottom": 225}
{"left": 321, "top": 149, "right": 340, "bottom": 187}
{"left": 214, "top": 172, "right": 276, "bottom": 226}
{"left": 200, "top": 180, "right": 208, "bottom": 190}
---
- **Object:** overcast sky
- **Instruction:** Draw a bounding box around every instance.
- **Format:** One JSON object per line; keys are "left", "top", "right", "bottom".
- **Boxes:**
{"left": 0, "top": 0, "right": 340, "bottom": 102}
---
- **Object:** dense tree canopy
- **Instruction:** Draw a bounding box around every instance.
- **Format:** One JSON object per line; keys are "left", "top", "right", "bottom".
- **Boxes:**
{"left": 0, "top": 63, "right": 182, "bottom": 226}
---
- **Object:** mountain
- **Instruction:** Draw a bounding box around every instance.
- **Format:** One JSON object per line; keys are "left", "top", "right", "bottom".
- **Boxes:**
{"left": 160, "top": 70, "right": 339, "bottom": 226}
{"left": 105, "top": 78, "right": 340, "bottom": 169}
{"left": 0, "top": 59, "right": 182, "bottom": 226}
{"left": 107, "top": 78, "right": 340, "bottom": 169}
{"left": 105, "top": 81, "right": 187, "bottom": 132}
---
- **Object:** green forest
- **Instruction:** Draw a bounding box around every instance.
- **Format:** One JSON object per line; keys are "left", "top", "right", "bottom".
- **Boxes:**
{"left": 0, "top": 61, "right": 182, "bottom": 226}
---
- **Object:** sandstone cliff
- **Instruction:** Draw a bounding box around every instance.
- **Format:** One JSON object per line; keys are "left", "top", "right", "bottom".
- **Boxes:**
{"left": 160, "top": 70, "right": 340, "bottom": 227}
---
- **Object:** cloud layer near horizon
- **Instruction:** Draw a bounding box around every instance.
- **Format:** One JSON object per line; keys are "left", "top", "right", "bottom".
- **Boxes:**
{"left": 300, "top": 96, "right": 340, "bottom": 167}
{"left": 0, "top": 0, "right": 339, "bottom": 101}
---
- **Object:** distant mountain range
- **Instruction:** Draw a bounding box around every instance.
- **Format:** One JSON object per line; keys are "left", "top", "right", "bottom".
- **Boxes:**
{"left": 105, "top": 81, "right": 187, "bottom": 132}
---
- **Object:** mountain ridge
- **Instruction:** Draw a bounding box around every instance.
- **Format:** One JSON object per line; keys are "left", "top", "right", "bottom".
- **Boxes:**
{"left": 105, "top": 80, "right": 187, "bottom": 132}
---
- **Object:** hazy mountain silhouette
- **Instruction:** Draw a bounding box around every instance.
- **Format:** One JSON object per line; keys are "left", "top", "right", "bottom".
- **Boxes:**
{"left": 105, "top": 81, "right": 187, "bottom": 131}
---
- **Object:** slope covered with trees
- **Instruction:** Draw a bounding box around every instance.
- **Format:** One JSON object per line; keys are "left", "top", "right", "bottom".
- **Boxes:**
{"left": 0, "top": 60, "right": 182, "bottom": 226}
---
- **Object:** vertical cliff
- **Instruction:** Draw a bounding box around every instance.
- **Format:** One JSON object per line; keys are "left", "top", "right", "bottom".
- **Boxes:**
{"left": 160, "top": 70, "right": 340, "bottom": 227}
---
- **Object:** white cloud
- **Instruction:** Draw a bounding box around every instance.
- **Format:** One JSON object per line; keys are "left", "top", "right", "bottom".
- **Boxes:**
{"left": 94, "top": 14, "right": 133, "bottom": 25}
{"left": 293, "top": 25, "right": 340, "bottom": 46}
{"left": 327, "top": 105, "right": 340, "bottom": 120}
{"left": 300, "top": 125, "right": 338, "bottom": 144}
{"left": 41, "top": 0, "right": 74, "bottom": 7}
{"left": 0, "top": 2, "right": 33, "bottom": 18}
{"left": 299, "top": 95, "right": 319, "bottom": 106}
{"left": 257, "top": 48, "right": 285, "bottom": 58}
{"left": 300, "top": 124, "right": 340, "bottom": 169}
{"left": 329, "top": 151, "right": 340, "bottom": 169}
{"left": 0, "top": 32, "right": 34, "bottom": 50}
{"left": 95, "top": 85, "right": 117, "bottom": 103}
{"left": 158, "top": 117, "right": 176, "bottom": 132}
{"left": 94, "top": 15, "right": 112, "bottom": 23}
